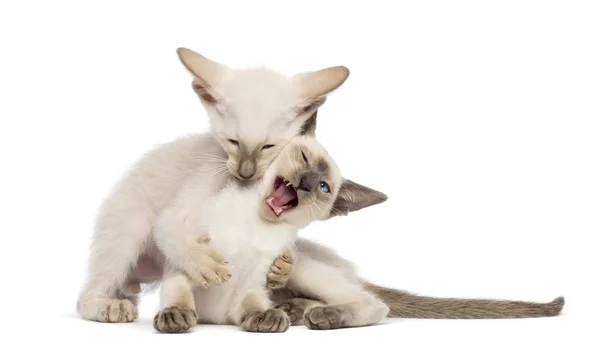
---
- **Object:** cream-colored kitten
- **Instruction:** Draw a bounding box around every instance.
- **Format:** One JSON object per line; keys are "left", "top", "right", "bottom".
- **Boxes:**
{"left": 78, "top": 48, "right": 564, "bottom": 327}
{"left": 153, "top": 135, "right": 388, "bottom": 333}
{"left": 76, "top": 48, "right": 349, "bottom": 323}
{"left": 177, "top": 48, "right": 348, "bottom": 181}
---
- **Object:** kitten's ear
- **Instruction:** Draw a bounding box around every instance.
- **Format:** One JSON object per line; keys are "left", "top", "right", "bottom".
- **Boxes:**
{"left": 292, "top": 66, "right": 350, "bottom": 99}
{"left": 329, "top": 179, "right": 387, "bottom": 218}
{"left": 176, "top": 48, "right": 231, "bottom": 105}
{"left": 291, "top": 66, "right": 350, "bottom": 117}
{"left": 299, "top": 111, "right": 318, "bottom": 136}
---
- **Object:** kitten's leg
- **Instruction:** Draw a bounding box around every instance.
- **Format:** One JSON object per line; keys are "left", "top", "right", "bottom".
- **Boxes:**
{"left": 155, "top": 205, "right": 231, "bottom": 288}
{"left": 231, "top": 290, "right": 291, "bottom": 333}
{"left": 77, "top": 207, "right": 150, "bottom": 322}
{"left": 266, "top": 251, "right": 321, "bottom": 326}
{"left": 287, "top": 257, "right": 389, "bottom": 330}
{"left": 266, "top": 250, "right": 294, "bottom": 290}
{"left": 153, "top": 269, "right": 198, "bottom": 333}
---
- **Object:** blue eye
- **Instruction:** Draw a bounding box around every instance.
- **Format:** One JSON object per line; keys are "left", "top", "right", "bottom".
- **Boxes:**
{"left": 319, "top": 181, "right": 330, "bottom": 193}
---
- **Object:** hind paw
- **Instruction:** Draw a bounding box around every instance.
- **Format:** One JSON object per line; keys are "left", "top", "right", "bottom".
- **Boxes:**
{"left": 304, "top": 305, "right": 351, "bottom": 330}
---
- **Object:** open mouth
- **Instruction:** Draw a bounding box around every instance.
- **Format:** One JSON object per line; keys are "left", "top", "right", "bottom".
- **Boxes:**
{"left": 266, "top": 176, "right": 299, "bottom": 216}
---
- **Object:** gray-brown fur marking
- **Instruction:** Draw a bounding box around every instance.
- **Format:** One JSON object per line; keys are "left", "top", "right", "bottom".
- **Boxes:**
{"left": 153, "top": 306, "right": 197, "bottom": 333}
{"left": 240, "top": 308, "right": 291, "bottom": 333}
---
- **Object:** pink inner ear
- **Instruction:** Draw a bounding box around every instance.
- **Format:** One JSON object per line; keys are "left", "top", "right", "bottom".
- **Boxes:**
{"left": 192, "top": 81, "right": 217, "bottom": 105}
{"left": 296, "top": 97, "right": 326, "bottom": 116}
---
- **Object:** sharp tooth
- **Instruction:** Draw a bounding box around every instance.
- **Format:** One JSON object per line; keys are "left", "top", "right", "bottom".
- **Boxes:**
{"left": 286, "top": 182, "right": 292, "bottom": 187}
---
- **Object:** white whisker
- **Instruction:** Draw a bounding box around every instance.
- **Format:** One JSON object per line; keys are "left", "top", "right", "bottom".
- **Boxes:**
{"left": 312, "top": 201, "right": 326, "bottom": 216}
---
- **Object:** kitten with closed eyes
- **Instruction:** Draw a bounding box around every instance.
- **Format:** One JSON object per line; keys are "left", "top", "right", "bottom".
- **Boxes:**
{"left": 153, "top": 135, "right": 388, "bottom": 333}
{"left": 76, "top": 48, "right": 350, "bottom": 322}
{"left": 77, "top": 48, "right": 564, "bottom": 327}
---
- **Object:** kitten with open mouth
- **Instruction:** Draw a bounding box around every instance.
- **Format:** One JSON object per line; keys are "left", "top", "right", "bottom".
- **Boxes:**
{"left": 266, "top": 177, "right": 299, "bottom": 216}
{"left": 76, "top": 47, "right": 351, "bottom": 325}
{"left": 153, "top": 135, "right": 387, "bottom": 333}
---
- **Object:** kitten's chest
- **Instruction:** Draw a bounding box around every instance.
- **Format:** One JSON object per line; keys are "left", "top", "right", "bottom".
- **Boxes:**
{"left": 200, "top": 187, "right": 296, "bottom": 260}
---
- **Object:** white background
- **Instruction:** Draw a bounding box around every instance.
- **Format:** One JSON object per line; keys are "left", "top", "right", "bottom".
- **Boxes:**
{"left": 1, "top": 1, "right": 599, "bottom": 346}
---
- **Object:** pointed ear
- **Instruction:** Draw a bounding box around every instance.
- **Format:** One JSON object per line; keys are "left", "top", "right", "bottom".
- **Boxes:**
{"left": 329, "top": 179, "right": 388, "bottom": 218}
{"left": 299, "top": 110, "right": 318, "bottom": 136}
{"left": 290, "top": 65, "right": 349, "bottom": 117}
{"left": 176, "top": 47, "right": 231, "bottom": 105}
{"left": 292, "top": 66, "right": 350, "bottom": 99}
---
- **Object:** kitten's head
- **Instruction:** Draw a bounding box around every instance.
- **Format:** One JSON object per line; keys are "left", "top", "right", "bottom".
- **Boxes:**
{"left": 259, "top": 136, "right": 388, "bottom": 226}
{"left": 177, "top": 48, "right": 349, "bottom": 180}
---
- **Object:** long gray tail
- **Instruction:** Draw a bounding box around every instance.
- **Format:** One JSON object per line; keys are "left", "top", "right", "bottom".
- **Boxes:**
{"left": 362, "top": 281, "right": 564, "bottom": 319}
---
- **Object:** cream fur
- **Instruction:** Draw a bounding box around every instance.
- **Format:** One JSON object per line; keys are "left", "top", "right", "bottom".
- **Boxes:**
{"left": 154, "top": 136, "right": 389, "bottom": 332}
{"left": 177, "top": 47, "right": 349, "bottom": 181}
{"left": 77, "top": 50, "right": 352, "bottom": 323}
{"left": 77, "top": 48, "right": 561, "bottom": 330}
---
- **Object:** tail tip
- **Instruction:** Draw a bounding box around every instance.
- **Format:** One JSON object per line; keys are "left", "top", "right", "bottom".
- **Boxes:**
{"left": 547, "top": 296, "right": 565, "bottom": 316}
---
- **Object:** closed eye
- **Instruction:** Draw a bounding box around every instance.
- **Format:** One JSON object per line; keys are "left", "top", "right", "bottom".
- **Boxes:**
{"left": 262, "top": 144, "right": 275, "bottom": 150}
{"left": 301, "top": 151, "right": 308, "bottom": 164}
{"left": 228, "top": 139, "right": 239, "bottom": 146}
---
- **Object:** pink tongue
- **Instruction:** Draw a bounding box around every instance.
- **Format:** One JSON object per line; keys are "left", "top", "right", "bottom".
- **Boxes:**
{"left": 271, "top": 184, "right": 296, "bottom": 207}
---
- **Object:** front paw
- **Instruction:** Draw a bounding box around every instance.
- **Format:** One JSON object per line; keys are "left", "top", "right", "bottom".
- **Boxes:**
{"left": 304, "top": 305, "right": 351, "bottom": 330}
{"left": 79, "top": 298, "right": 138, "bottom": 323}
{"left": 267, "top": 250, "right": 294, "bottom": 290}
{"left": 153, "top": 306, "right": 197, "bottom": 333}
{"left": 240, "top": 308, "right": 290, "bottom": 333}
{"left": 184, "top": 240, "right": 231, "bottom": 288}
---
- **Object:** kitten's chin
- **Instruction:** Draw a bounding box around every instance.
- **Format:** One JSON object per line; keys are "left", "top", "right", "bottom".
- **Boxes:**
{"left": 260, "top": 199, "right": 315, "bottom": 227}
{"left": 258, "top": 206, "right": 306, "bottom": 227}
{"left": 259, "top": 204, "right": 283, "bottom": 224}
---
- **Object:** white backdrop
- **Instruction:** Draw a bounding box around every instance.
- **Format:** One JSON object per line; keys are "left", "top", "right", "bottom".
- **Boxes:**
{"left": 1, "top": 1, "right": 598, "bottom": 346}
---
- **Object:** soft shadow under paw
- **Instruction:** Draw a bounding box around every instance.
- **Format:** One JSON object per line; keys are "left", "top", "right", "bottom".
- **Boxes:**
{"left": 153, "top": 306, "right": 197, "bottom": 333}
